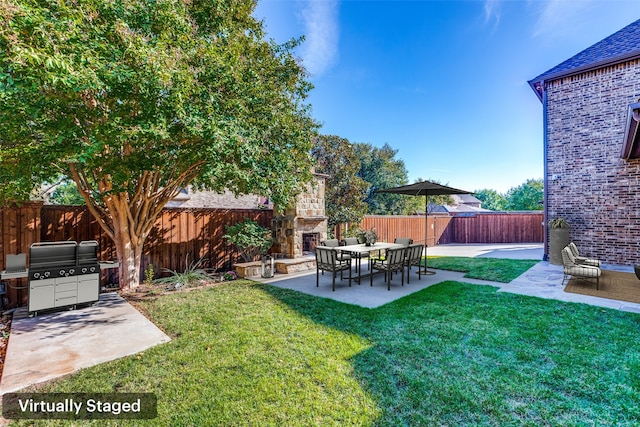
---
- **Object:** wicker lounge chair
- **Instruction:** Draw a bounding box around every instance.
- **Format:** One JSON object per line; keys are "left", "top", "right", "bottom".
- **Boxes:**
{"left": 561, "top": 245, "right": 601, "bottom": 289}
{"left": 567, "top": 242, "right": 600, "bottom": 267}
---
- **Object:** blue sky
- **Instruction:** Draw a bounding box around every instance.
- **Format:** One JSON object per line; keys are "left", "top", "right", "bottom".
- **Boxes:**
{"left": 254, "top": 0, "right": 638, "bottom": 194}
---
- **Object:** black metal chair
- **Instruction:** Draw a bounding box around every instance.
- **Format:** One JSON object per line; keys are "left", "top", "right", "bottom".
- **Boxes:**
{"left": 371, "top": 246, "right": 407, "bottom": 290}
{"left": 405, "top": 244, "right": 424, "bottom": 284}
{"left": 315, "top": 246, "right": 352, "bottom": 291}
{"left": 342, "top": 237, "right": 359, "bottom": 246}
{"left": 341, "top": 237, "right": 367, "bottom": 273}
{"left": 394, "top": 237, "right": 413, "bottom": 246}
{"left": 321, "top": 239, "right": 351, "bottom": 263}
{"left": 321, "top": 239, "right": 341, "bottom": 248}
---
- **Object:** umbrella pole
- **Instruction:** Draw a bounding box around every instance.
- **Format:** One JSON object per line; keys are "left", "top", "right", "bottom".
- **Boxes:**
{"left": 422, "top": 194, "right": 436, "bottom": 275}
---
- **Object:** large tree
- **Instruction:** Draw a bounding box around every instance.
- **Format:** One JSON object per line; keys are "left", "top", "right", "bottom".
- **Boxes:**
{"left": 354, "top": 143, "right": 410, "bottom": 215}
{"left": 311, "top": 135, "right": 368, "bottom": 231}
{"left": 474, "top": 188, "right": 507, "bottom": 211}
{"left": 0, "top": 0, "right": 316, "bottom": 289}
{"left": 505, "top": 179, "right": 544, "bottom": 211}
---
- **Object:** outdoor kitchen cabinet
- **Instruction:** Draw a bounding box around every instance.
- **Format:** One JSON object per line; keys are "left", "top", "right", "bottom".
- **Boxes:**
{"left": 28, "top": 278, "right": 55, "bottom": 312}
{"left": 29, "top": 274, "right": 101, "bottom": 313}
{"left": 77, "top": 273, "right": 100, "bottom": 304}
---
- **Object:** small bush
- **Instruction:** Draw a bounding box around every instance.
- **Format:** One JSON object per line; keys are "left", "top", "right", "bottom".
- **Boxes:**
{"left": 224, "top": 219, "right": 272, "bottom": 262}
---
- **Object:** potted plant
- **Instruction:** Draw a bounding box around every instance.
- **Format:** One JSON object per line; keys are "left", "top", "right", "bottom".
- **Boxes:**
{"left": 363, "top": 228, "right": 378, "bottom": 246}
{"left": 548, "top": 217, "right": 570, "bottom": 265}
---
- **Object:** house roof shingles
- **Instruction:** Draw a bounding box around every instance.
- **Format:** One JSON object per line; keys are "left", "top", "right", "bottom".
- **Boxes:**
{"left": 529, "top": 18, "right": 640, "bottom": 100}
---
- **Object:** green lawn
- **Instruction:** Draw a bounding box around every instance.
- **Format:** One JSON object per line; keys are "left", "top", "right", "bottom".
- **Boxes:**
{"left": 426, "top": 256, "right": 540, "bottom": 282}
{"left": 11, "top": 279, "right": 640, "bottom": 426}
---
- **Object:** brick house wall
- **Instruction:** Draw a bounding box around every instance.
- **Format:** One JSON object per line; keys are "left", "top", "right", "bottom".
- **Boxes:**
{"left": 545, "top": 59, "right": 640, "bottom": 265}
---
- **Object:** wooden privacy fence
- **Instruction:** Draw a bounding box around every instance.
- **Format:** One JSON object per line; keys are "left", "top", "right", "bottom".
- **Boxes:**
{"left": 360, "top": 212, "right": 544, "bottom": 245}
{"left": 1, "top": 204, "right": 272, "bottom": 307}
{"left": 358, "top": 215, "right": 452, "bottom": 247}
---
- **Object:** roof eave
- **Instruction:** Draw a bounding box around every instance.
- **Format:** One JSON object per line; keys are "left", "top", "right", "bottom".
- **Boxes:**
{"left": 528, "top": 50, "right": 640, "bottom": 103}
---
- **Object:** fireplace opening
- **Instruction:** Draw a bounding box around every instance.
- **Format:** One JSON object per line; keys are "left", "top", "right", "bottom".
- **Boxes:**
{"left": 302, "top": 233, "right": 320, "bottom": 255}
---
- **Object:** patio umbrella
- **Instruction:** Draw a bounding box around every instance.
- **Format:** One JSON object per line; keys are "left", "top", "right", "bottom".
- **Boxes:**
{"left": 378, "top": 180, "right": 471, "bottom": 274}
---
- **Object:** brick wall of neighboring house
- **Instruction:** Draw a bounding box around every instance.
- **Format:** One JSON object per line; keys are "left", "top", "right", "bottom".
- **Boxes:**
{"left": 545, "top": 59, "right": 640, "bottom": 265}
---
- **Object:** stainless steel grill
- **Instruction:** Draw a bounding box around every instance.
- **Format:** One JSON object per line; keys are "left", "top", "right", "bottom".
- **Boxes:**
{"left": 28, "top": 241, "right": 101, "bottom": 316}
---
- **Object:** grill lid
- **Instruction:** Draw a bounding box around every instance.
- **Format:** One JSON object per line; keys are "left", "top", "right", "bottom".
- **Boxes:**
{"left": 78, "top": 240, "right": 99, "bottom": 265}
{"left": 29, "top": 241, "right": 77, "bottom": 269}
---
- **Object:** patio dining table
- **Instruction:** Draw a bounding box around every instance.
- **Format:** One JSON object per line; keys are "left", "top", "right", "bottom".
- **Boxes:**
{"left": 335, "top": 242, "right": 404, "bottom": 284}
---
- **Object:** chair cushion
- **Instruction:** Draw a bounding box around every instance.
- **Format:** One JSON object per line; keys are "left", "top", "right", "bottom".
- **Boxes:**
{"left": 564, "top": 264, "right": 601, "bottom": 278}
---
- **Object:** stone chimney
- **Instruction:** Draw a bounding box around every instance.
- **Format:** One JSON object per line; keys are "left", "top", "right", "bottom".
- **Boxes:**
{"left": 272, "top": 172, "right": 328, "bottom": 258}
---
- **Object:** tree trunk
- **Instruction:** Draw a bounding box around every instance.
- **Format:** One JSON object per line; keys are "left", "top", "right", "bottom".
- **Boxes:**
{"left": 114, "top": 229, "right": 144, "bottom": 291}
{"left": 69, "top": 165, "right": 204, "bottom": 291}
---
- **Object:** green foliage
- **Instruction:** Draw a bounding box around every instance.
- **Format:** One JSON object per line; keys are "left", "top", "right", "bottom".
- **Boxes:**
{"left": 505, "top": 178, "right": 544, "bottom": 211}
{"left": 224, "top": 219, "right": 272, "bottom": 262}
{"left": 0, "top": 0, "right": 316, "bottom": 287}
{"left": 144, "top": 264, "right": 155, "bottom": 286}
{"left": 49, "top": 180, "right": 85, "bottom": 206}
{"left": 474, "top": 188, "right": 507, "bottom": 211}
{"left": 311, "top": 135, "right": 369, "bottom": 227}
{"left": 0, "top": 0, "right": 316, "bottom": 206}
{"left": 472, "top": 178, "right": 544, "bottom": 212}
{"left": 153, "top": 256, "right": 209, "bottom": 289}
{"left": 354, "top": 143, "right": 412, "bottom": 214}
{"left": 548, "top": 217, "right": 570, "bottom": 228}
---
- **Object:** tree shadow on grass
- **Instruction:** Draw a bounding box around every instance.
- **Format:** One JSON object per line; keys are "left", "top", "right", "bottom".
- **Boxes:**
{"left": 258, "top": 280, "right": 640, "bottom": 426}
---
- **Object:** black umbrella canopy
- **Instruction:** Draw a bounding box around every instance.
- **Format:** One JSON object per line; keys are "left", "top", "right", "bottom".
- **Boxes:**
{"left": 378, "top": 180, "right": 471, "bottom": 274}
{"left": 378, "top": 180, "right": 471, "bottom": 196}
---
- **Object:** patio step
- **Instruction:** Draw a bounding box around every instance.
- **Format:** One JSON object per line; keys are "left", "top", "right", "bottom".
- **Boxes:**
{"left": 234, "top": 256, "right": 317, "bottom": 278}
{"left": 275, "top": 256, "right": 316, "bottom": 274}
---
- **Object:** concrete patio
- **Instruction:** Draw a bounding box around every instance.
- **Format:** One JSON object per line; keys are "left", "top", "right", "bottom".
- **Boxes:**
{"left": 257, "top": 243, "right": 640, "bottom": 314}
{"left": 0, "top": 292, "right": 171, "bottom": 395}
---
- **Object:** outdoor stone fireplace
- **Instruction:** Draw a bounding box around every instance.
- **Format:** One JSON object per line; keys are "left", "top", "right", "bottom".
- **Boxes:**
{"left": 272, "top": 172, "right": 328, "bottom": 259}
{"left": 302, "top": 232, "right": 320, "bottom": 255}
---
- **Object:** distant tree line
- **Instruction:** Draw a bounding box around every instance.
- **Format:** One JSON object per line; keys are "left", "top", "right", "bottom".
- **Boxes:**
{"left": 474, "top": 179, "right": 544, "bottom": 211}
{"left": 310, "top": 134, "right": 544, "bottom": 231}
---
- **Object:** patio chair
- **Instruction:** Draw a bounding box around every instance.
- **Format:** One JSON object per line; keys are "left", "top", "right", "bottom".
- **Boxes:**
{"left": 404, "top": 244, "right": 424, "bottom": 284}
{"left": 315, "top": 246, "right": 352, "bottom": 291}
{"left": 567, "top": 242, "right": 600, "bottom": 267}
{"left": 371, "top": 246, "right": 407, "bottom": 290}
{"left": 321, "top": 239, "right": 351, "bottom": 263}
{"left": 342, "top": 237, "right": 368, "bottom": 272}
{"left": 342, "top": 237, "right": 359, "bottom": 246}
{"left": 394, "top": 237, "right": 413, "bottom": 246}
{"left": 561, "top": 246, "right": 601, "bottom": 289}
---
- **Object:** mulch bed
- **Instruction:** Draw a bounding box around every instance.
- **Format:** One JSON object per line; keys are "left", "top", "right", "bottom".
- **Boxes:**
{"left": 564, "top": 269, "right": 640, "bottom": 304}
{"left": 0, "top": 314, "right": 12, "bottom": 382}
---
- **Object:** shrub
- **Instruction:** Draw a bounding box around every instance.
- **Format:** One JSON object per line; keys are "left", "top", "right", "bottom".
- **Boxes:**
{"left": 224, "top": 219, "right": 272, "bottom": 262}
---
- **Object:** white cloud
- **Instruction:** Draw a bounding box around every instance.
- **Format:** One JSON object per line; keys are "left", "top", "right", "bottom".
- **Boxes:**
{"left": 530, "top": 0, "right": 592, "bottom": 39}
{"left": 299, "top": 0, "right": 340, "bottom": 77}
{"left": 483, "top": 0, "right": 502, "bottom": 26}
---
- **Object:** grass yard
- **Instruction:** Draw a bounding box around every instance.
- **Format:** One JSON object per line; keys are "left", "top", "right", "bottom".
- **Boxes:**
{"left": 10, "top": 279, "right": 640, "bottom": 426}
{"left": 426, "top": 256, "right": 540, "bottom": 282}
